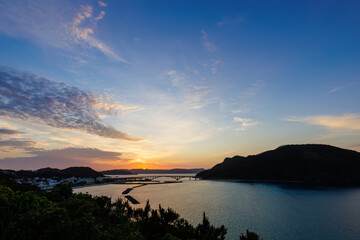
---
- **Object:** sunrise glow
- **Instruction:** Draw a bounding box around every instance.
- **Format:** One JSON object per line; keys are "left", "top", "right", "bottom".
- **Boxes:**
{"left": 0, "top": 0, "right": 359, "bottom": 170}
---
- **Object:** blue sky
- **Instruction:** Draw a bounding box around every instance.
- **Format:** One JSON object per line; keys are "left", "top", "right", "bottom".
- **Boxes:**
{"left": 0, "top": 0, "right": 359, "bottom": 170}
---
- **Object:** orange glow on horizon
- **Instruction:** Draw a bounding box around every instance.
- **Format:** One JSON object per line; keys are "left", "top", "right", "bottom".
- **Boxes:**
{"left": 86, "top": 157, "right": 208, "bottom": 171}
{"left": 91, "top": 162, "right": 175, "bottom": 171}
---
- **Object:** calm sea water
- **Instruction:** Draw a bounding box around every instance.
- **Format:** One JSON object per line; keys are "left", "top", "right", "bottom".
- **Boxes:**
{"left": 74, "top": 176, "right": 360, "bottom": 240}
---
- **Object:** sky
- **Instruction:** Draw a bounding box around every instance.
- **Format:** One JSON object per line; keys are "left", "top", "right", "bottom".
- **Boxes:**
{"left": 0, "top": 0, "right": 359, "bottom": 170}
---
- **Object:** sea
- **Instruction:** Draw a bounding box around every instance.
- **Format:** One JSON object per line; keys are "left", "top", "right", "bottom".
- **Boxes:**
{"left": 74, "top": 174, "right": 360, "bottom": 240}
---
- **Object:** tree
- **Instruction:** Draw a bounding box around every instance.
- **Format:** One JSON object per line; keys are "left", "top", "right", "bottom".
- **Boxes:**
{"left": 195, "top": 212, "right": 227, "bottom": 240}
{"left": 240, "top": 229, "right": 260, "bottom": 240}
{"left": 0, "top": 176, "right": 266, "bottom": 240}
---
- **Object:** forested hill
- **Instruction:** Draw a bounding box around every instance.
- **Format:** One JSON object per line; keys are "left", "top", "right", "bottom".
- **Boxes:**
{"left": 196, "top": 144, "right": 360, "bottom": 186}
{"left": 62, "top": 167, "right": 104, "bottom": 178}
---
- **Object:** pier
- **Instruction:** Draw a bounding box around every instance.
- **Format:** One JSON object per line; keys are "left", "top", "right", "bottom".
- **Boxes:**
{"left": 124, "top": 195, "right": 140, "bottom": 204}
{"left": 113, "top": 175, "right": 199, "bottom": 205}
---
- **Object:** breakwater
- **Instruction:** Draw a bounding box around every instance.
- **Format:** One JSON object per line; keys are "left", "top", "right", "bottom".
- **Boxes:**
{"left": 122, "top": 182, "right": 182, "bottom": 204}
{"left": 124, "top": 195, "right": 140, "bottom": 204}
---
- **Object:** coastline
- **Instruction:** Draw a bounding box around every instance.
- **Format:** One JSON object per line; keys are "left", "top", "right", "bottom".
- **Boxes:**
{"left": 200, "top": 178, "right": 360, "bottom": 188}
{"left": 72, "top": 181, "right": 137, "bottom": 189}
{"left": 73, "top": 180, "right": 184, "bottom": 204}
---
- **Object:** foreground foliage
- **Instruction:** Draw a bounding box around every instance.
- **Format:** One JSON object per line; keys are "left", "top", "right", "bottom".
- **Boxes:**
{"left": 240, "top": 229, "right": 261, "bottom": 240}
{"left": 0, "top": 175, "right": 227, "bottom": 240}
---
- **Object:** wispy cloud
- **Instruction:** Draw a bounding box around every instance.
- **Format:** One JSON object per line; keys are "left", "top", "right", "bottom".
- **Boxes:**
{"left": 284, "top": 114, "right": 360, "bottom": 130}
{"left": 232, "top": 109, "right": 248, "bottom": 114}
{"left": 64, "top": 4, "right": 126, "bottom": 62}
{"left": 0, "top": 0, "right": 125, "bottom": 62}
{"left": 98, "top": 1, "right": 107, "bottom": 7}
{"left": 0, "top": 138, "right": 37, "bottom": 149}
{"left": 191, "top": 85, "right": 208, "bottom": 90}
{"left": 0, "top": 133, "right": 42, "bottom": 153}
{"left": 210, "top": 60, "right": 222, "bottom": 75}
{"left": 94, "top": 10, "right": 106, "bottom": 21}
{"left": 216, "top": 16, "right": 244, "bottom": 26}
{"left": 0, "top": 147, "right": 128, "bottom": 170}
{"left": 0, "top": 0, "right": 68, "bottom": 48}
{"left": 329, "top": 82, "right": 359, "bottom": 93}
{"left": 92, "top": 93, "right": 141, "bottom": 118}
{"left": 233, "top": 117, "right": 258, "bottom": 131}
{"left": 201, "top": 59, "right": 222, "bottom": 75}
{"left": 241, "top": 80, "right": 265, "bottom": 98}
{"left": 0, "top": 67, "right": 140, "bottom": 141}
{"left": 201, "top": 30, "right": 217, "bottom": 52}
{"left": 0, "top": 128, "right": 25, "bottom": 135}
{"left": 165, "top": 70, "right": 213, "bottom": 110}
{"left": 30, "top": 147, "right": 124, "bottom": 161}
{"left": 167, "top": 70, "right": 182, "bottom": 86}
{"left": 329, "top": 87, "right": 342, "bottom": 93}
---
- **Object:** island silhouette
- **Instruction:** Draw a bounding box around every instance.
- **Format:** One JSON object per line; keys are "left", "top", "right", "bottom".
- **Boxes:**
{"left": 196, "top": 144, "right": 360, "bottom": 186}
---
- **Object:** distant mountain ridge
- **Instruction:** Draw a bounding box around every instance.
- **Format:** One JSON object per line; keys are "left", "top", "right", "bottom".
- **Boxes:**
{"left": 131, "top": 168, "right": 205, "bottom": 174}
{"left": 1, "top": 166, "right": 104, "bottom": 179}
{"left": 1, "top": 167, "right": 204, "bottom": 178}
{"left": 100, "top": 169, "right": 134, "bottom": 175}
{"left": 101, "top": 168, "right": 205, "bottom": 175}
{"left": 196, "top": 144, "right": 360, "bottom": 186}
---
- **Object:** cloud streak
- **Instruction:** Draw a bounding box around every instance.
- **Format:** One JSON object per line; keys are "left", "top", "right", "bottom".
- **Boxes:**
{"left": 0, "top": 147, "right": 127, "bottom": 170}
{"left": 0, "top": 67, "right": 140, "bottom": 141}
{"left": 0, "top": 134, "right": 41, "bottom": 153}
{"left": 165, "top": 70, "right": 213, "bottom": 110}
{"left": 233, "top": 117, "right": 258, "bottom": 131}
{"left": 241, "top": 80, "right": 265, "bottom": 98}
{"left": 216, "top": 16, "right": 244, "bottom": 27}
{"left": 284, "top": 114, "right": 360, "bottom": 130}
{"left": 329, "top": 82, "right": 359, "bottom": 93}
{"left": 0, "top": 128, "right": 25, "bottom": 135}
{"left": 98, "top": 1, "right": 107, "bottom": 7}
{"left": 64, "top": 4, "right": 127, "bottom": 62}
{"left": 201, "top": 30, "right": 217, "bottom": 52}
{"left": 0, "top": 0, "right": 124, "bottom": 62}
{"left": 0, "top": 138, "right": 37, "bottom": 149}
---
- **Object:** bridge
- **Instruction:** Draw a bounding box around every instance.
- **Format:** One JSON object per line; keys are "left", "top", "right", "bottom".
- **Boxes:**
{"left": 113, "top": 175, "right": 200, "bottom": 182}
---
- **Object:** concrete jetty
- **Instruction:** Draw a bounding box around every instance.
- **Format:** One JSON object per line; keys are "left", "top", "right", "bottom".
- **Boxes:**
{"left": 124, "top": 195, "right": 140, "bottom": 204}
{"left": 122, "top": 188, "right": 133, "bottom": 194}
